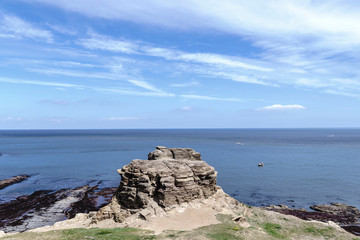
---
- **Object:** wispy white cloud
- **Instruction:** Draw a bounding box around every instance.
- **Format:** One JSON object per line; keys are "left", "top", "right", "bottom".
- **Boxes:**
{"left": 181, "top": 94, "right": 243, "bottom": 102}
{"left": 31, "top": 0, "right": 360, "bottom": 97}
{"left": 127, "top": 79, "right": 163, "bottom": 92}
{"left": 78, "top": 33, "right": 271, "bottom": 73}
{"left": 323, "top": 89, "right": 360, "bottom": 98}
{"left": 30, "top": 1, "right": 360, "bottom": 48}
{"left": 52, "top": 61, "right": 96, "bottom": 68}
{"left": 0, "top": 77, "right": 82, "bottom": 88}
{"left": 77, "top": 32, "right": 273, "bottom": 88}
{"left": 0, "top": 77, "right": 175, "bottom": 97}
{"left": 96, "top": 87, "right": 175, "bottom": 97}
{"left": 47, "top": 24, "right": 77, "bottom": 35}
{"left": 0, "top": 14, "right": 53, "bottom": 42}
{"left": 43, "top": 47, "right": 97, "bottom": 58}
{"left": 78, "top": 32, "right": 138, "bottom": 54}
{"left": 258, "top": 104, "right": 306, "bottom": 111}
{"left": 177, "top": 53, "right": 272, "bottom": 72}
{"left": 26, "top": 67, "right": 121, "bottom": 79}
{"left": 24, "top": 67, "right": 173, "bottom": 95}
{"left": 170, "top": 81, "right": 200, "bottom": 87}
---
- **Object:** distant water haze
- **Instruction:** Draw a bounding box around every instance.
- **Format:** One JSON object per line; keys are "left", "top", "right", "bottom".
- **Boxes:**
{"left": 0, "top": 129, "right": 359, "bottom": 209}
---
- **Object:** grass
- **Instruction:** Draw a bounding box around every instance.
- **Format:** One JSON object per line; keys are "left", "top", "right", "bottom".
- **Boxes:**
{"left": 207, "top": 231, "right": 242, "bottom": 240}
{"left": 2, "top": 210, "right": 360, "bottom": 240}
{"left": 261, "top": 223, "right": 286, "bottom": 239}
{"left": 304, "top": 226, "right": 335, "bottom": 238}
{"left": 2, "top": 228, "right": 155, "bottom": 240}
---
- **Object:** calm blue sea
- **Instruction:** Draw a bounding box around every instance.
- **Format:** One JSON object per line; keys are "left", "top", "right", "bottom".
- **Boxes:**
{"left": 0, "top": 129, "right": 359, "bottom": 209}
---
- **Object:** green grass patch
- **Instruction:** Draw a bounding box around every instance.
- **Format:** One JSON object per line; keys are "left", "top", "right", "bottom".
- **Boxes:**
{"left": 304, "top": 227, "right": 335, "bottom": 238}
{"left": 207, "top": 231, "right": 242, "bottom": 240}
{"left": 262, "top": 223, "right": 286, "bottom": 239}
{"left": 61, "top": 228, "right": 155, "bottom": 240}
{"left": 3, "top": 228, "right": 155, "bottom": 240}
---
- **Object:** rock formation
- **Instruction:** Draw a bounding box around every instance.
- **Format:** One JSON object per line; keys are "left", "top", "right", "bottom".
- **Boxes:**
{"left": 147, "top": 146, "right": 201, "bottom": 161}
{"left": 117, "top": 146, "right": 216, "bottom": 209}
{"left": 93, "top": 146, "right": 238, "bottom": 224}
{"left": 0, "top": 175, "right": 30, "bottom": 191}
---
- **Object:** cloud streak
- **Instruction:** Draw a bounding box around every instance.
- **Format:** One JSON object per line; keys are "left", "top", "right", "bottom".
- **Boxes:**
{"left": 258, "top": 104, "right": 306, "bottom": 111}
{"left": 181, "top": 94, "right": 243, "bottom": 102}
{"left": 0, "top": 77, "right": 175, "bottom": 97}
{"left": 0, "top": 14, "right": 53, "bottom": 42}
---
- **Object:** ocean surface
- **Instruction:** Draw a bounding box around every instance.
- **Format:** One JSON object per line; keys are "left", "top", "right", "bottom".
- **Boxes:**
{"left": 0, "top": 129, "right": 359, "bottom": 209}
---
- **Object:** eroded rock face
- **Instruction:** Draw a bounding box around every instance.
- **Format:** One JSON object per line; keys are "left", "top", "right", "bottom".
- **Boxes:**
{"left": 148, "top": 146, "right": 201, "bottom": 161}
{"left": 93, "top": 147, "right": 219, "bottom": 223}
{"left": 117, "top": 147, "right": 216, "bottom": 209}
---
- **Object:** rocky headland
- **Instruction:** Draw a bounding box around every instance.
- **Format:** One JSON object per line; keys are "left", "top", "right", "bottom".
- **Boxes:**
{"left": 0, "top": 180, "right": 116, "bottom": 233}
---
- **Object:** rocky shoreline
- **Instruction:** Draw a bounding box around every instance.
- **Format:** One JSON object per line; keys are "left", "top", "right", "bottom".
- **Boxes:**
{"left": 265, "top": 203, "right": 360, "bottom": 236}
{"left": 0, "top": 175, "right": 30, "bottom": 191}
{"left": 0, "top": 176, "right": 116, "bottom": 233}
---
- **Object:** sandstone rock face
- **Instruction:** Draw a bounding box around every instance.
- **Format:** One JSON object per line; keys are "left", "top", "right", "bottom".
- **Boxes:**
{"left": 94, "top": 146, "right": 218, "bottom": 223}
{"left": 117, "top": 146, "right": 216, "bottom": 209}
{"left": 148, "top": 146, "right": 201, "bottom": 161}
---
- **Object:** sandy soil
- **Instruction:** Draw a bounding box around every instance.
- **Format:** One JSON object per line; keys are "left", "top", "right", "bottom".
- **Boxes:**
{"left": 138, "top": 207, "right": 220, "bottom": 234}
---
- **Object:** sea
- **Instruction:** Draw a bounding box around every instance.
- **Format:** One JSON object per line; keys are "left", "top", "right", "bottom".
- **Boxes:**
{"left": 0, "top": 129, "right": 359, "bottom": 209}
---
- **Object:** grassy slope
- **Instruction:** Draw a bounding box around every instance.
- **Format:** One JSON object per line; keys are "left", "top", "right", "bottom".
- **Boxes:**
{"left": 2, "top": 207, "right": 360, "bottom": 240}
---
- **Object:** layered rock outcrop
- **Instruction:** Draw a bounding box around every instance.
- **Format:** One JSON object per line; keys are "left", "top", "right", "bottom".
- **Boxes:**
{"left": 147, "top": 146, "right": 201, "bottom": 161}
{"left": 0, "top": 175, "right": 30, "bottom": 191}
{"left": 93, "top": 146, "right": 221, "bottom": 222}
{"left": 117, "top": 146, "right": 216, "bottom": 209}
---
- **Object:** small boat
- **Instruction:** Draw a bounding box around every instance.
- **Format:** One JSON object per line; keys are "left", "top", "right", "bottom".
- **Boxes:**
{"left": 258, "top": 162, "right": 264, "bottom": 167}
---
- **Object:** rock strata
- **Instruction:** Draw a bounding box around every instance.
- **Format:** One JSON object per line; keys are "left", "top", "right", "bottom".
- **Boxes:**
{"left": 93, "top": 146, "right": 219, "bottom": 222}
{"left": 148, "top": 146, "right": 201, "bottom": 161}
{"left": 0, "top": 175, "right": 30, "bottom": 191}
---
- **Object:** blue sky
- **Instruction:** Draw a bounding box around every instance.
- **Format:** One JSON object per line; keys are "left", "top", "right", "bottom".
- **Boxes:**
{"left": 1, "top": 0, "right": 360, "bottom": 129}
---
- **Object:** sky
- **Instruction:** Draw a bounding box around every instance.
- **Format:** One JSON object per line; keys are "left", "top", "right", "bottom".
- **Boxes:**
{"left": 1, "top": 0, "right": 360, "bottom": 129}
